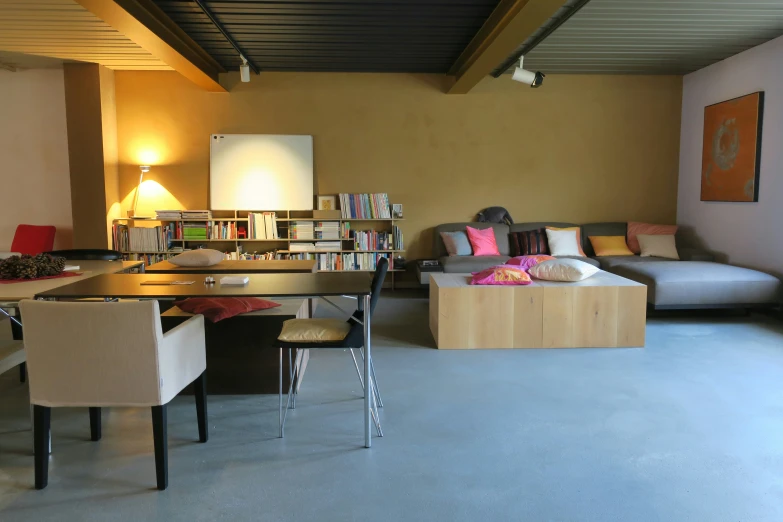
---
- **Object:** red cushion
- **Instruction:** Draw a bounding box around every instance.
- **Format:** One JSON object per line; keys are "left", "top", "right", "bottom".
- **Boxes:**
{"left": 11, "top": 225, "right": 56, "bottom": 255}
{"left": 173, "top": 297, "right": 281, "bottom": 322}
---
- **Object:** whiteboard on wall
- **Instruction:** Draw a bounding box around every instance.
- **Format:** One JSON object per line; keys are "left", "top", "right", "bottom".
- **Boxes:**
{"left": 210, "top": 134, "right": 314, "bottom": 210}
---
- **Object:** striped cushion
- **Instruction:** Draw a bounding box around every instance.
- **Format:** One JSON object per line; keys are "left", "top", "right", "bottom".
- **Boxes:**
{"left": 510, "top": 229, "right": 549, "bottom": 256}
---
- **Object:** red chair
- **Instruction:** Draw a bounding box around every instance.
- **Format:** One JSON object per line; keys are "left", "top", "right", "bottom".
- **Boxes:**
{"left": 11, "top": 225, "right": 56, "bottom": 255}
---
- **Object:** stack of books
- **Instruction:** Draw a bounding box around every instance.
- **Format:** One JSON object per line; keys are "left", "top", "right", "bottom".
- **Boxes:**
{"left": 315, "top": 221, "right": 340, "bottom": 239}
{"left": 339, "top": 193, "right": 392, "bottom": 219}
{"left": 182, "top": 210, "right": 211, "bottom": 220}
{"left": 183, "top": 222, "right": 208, "bottom": 241}
{"left": 315, "top": 241, "right": 341, "bottom": 251}
{"left": 289, "top": 221, "right": 314, "bottom": 239}
{"left": 248, "top": 212, "right": 279, "bottom": 239}
{"left": 289, "top": 242, "right": 315, "bottom": 252}
{"left": 155, "top": 210, "right": 181, "bottom": 220}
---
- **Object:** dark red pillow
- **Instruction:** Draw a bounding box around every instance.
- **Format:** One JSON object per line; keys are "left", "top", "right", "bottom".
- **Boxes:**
{"left": 173, "top": 297, "right": 281, "bottom": 322}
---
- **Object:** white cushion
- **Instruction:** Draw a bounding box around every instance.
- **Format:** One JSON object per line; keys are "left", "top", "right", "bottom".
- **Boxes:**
{"left": 528, "top": 258, "right": 600, "bottom": 282}
{"left": 545, "top": 229, "right": 582, "bottom": 257}
{"left": 637, "top": 234, "right": 679, "bottom": 260}
{"left": 170, "top": 249, "right": 225, "bottom": 267}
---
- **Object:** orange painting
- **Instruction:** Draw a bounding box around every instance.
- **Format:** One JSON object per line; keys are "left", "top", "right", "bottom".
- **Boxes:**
{"left": 701, "top": 91, "right": 764, "bottom": 202}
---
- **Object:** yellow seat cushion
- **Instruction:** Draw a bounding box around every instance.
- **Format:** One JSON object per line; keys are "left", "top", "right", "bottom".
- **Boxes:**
{"left": 588, "top": 236, "right": 634, "bottom": 257}
{"left": 278, "top": 318, "right": 351, "bottom": 343}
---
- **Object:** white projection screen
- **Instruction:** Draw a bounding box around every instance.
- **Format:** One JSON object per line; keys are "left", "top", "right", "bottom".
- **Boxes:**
{"left": 209, "top": 134, "right": 314, "bottom": 210}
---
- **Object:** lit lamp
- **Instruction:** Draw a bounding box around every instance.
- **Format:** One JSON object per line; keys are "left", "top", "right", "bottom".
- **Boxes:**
{"left": 129, "top": 165, "right": 150, "bottom": 218}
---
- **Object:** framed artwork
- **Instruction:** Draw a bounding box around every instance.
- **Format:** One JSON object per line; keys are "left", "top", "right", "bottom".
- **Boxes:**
{"left": 701, "top": 91, "right": 764, "bottom": 202}
{"left": 317, "top": 195, "right": 336, "bottom": 211}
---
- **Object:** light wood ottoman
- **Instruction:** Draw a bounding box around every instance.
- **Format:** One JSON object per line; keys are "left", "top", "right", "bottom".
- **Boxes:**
{"left": 430, "top": 272, "right": 646, "bottom": 349}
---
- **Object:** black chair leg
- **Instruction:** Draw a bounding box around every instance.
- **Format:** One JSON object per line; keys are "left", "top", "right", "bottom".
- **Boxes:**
{"left": 33, "top": 405, "right": 50, "bottom": 490}
{"left": 194, "top": 371, "right": 208, "bottom": 443}
{"left": 89, "top": 407, "right": 101, "bottom": 441}
{"left": 151, "top": 405, "right": 168, "bottom": 491}
{"left": 19, "top": 362, "right": 26, "bottom": 383}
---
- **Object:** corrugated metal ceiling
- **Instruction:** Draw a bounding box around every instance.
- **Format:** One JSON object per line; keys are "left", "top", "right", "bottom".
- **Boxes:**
{"left": 514, "top": 0, "right": 783, "bottom": 75}
{"left": 152, "top": 0, "right": 502, "bottom": 73}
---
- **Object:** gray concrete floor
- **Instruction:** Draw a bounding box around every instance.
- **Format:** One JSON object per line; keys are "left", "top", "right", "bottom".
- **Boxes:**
{"left": 1, "top": 293, "right": 783, "bottom": 521}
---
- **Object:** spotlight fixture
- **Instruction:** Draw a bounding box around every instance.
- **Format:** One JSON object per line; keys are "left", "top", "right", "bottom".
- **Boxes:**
{"left": 240, "top": 55, "right": 250, "bottom": 82}
{"left": 511, "top": 56, "right": 545, "bottom": 88}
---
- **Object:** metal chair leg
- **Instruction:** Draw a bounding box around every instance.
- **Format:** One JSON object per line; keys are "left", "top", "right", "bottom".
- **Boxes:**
{"left": 278, "top": 348, "right": 283, "bottom": 438}
{"left": 288, "top": 349, "right": 296, "bottom": 410}
{"left": 358, "top": 348, "right": 383, "bottom": 408}
{"left": 370, "top": 379, "right": 383, "bottom": 437}
{"left": 350, "top": 348, "right": 364, "bottom": 387}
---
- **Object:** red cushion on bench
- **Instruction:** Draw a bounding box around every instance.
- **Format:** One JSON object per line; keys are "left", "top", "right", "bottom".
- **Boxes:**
{"left": 174, "top": 297, "right": 281, "bottom": 322}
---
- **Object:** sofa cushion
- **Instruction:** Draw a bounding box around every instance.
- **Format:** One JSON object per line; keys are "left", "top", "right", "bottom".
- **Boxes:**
{"left": 627, "top": 222, "right": 678, "bottom": 254}
{"left": 440, "top": 231, "right": 472, "bottom": 256}
{"left": 529, "top": 259, "right": 599, "bottom": 282}
{"left": 433, "top": 223, "right": 510, "bottom": 258}
{"left": 509, "top": 229, "right": 549, "bottom": 256}
{"left": 440, "top": 255, "right": 510, "bottom": 273}
{"left": 581, "top": 223, "right": 628, "bottom": 256}
{"left": 466, "top": 226, "right": 501, "bottom": 256}
{"left": 588, "top": 236, "right": 634, "bottom": 257}
{"left": 609, "top": 261, "right": 782, "bottom": 307}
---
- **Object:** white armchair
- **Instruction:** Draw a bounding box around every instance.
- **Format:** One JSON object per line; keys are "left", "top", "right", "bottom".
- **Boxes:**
{"left": 18, "top": 299, "right": 207, "bottom": 490}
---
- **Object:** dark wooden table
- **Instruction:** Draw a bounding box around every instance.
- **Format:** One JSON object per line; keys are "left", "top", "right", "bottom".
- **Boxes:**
{"left": 35, "top": 272, "right": 377, "bottom": 448}
{"left": 145, "top": 259, "right": 317, "bottom": 274}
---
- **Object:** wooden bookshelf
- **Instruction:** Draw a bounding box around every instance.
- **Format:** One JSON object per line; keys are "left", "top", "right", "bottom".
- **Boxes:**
{"left": 112, "top": 205, "right": 405, "bottom": 287}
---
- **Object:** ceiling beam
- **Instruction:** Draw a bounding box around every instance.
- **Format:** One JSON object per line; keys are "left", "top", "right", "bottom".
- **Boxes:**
{"left": 446, "top": 0, "right": 566, "bottom": 94}
{"left": 75, "top": 0, "right": 227, "bottom": 92}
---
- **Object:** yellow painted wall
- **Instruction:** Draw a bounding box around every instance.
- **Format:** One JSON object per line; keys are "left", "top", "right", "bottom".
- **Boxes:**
{"left": 115, "top": 71, "right": 682, "bottom": 259}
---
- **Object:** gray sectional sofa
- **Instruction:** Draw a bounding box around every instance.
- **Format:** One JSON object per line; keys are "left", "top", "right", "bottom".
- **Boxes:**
{"left": 433, "top": 222, "right": 782, "bottom": 310}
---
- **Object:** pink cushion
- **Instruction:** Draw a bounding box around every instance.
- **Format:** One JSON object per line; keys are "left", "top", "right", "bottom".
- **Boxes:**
{"left": 505, "top": 255, "right": 555, "bottom": 271}
{"left": 173, "top": 297, "right": 281, "bottom": 323}
{"left": 470, "top": 265, "right": 532, "bottom": 286}
{"left": 465, "top": 226, "right": 501, "bottom": 256}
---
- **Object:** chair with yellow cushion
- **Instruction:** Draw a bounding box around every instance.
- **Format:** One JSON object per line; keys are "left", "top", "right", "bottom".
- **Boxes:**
{"left": 275, "top": 258, "right": 388, "bottom": 439}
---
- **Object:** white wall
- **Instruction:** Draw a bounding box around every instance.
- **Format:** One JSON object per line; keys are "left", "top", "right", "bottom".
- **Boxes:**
{"left": 0, "top": 68, "right": 73, "bottom": 250}
{"left": 677, "top": 35, "right": 783, "bottom": 276}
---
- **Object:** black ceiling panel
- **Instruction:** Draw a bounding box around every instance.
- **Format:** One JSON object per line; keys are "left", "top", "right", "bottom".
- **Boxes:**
{"left": 152, "top": 0, "right": 501, "bottom": 73}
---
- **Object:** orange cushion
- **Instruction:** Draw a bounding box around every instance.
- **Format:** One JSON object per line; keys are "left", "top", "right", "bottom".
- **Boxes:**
{"left": 588, "top": 236, "right": 634, "bottom": 257}
{"left": 546, "top": 226, "right": 586, "bottom": 257}
{"left": 627, "top": 222, "right": 678, "bottom": 254}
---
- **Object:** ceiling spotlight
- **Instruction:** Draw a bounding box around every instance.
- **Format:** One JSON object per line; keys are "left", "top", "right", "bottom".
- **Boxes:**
{"left": 240, "top": 55, "right": 250, "bottom": 82}
{"left": 511, "top": 56, "right": 545, "bottom": 88}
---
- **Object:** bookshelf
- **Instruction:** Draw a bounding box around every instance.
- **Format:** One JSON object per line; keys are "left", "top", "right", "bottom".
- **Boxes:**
{"left": 112, "top": 198, "right": 405, "bottom": 287}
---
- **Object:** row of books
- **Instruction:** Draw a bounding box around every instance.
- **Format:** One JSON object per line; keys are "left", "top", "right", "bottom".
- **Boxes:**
{"left": 352, "top": 230, "right": 396, "bottom": 251}
{"left": 210, "top": 222, "right": 238, "bottom": 240}
{"left": 248, "top": 212, "right": 279, "bottom": 239}
{"left": 289, "top": 221, "right": 314, "bottom": 239}
{"left": 112, "top": 224, "right": 172, "bottom": 253}
{"left": 288, "top": 241, "right": 341, "bottom": 252}
{"left": 339, "top": 193, "right": 392, "bottom": 219}
{"left": 280, "top": 252, "right": 392, "bottom": 271}
{"left": 392, "top": 225, "right": 404, "bottom": 251}
{"left": 315, "top": 221, "right": 340, "bottom": 239}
